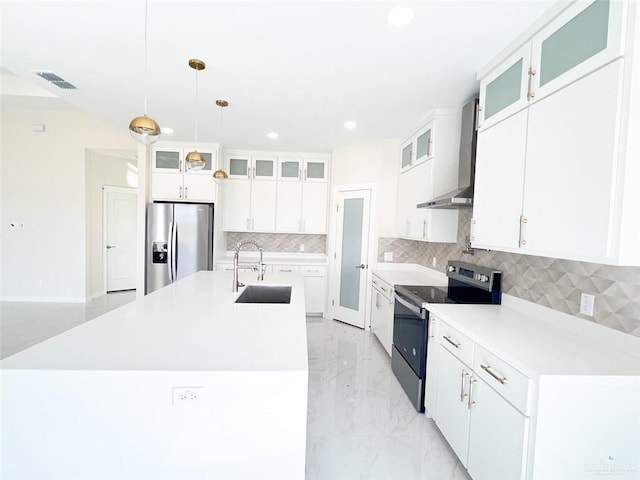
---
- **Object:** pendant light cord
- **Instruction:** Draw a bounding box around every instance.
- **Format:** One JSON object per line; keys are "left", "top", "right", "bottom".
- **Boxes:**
{"left": 194, "top": 67, "right": 199, "bottom": 150}
{"left": 143, "top": 0, "right": 149, "bottom": 116}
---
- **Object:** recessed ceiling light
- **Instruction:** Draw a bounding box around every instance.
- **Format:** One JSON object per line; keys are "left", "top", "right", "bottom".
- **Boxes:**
{"left": 344, "top": 121, "right": 357, "bottom": 129}
{"left": 267, "top": 132, "right": 279, "bottom": 140}
{"left": 387, "top": 7, "right": 414, "bottom": 26}
{"left": 161, "top": 127, "right": 174, "bottom": 134}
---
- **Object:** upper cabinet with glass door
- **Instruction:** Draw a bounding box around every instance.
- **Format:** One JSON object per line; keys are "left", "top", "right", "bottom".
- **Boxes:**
{"left": 276, "top": 157, "right": 327, "bottom": 182}
{"left": 400, "top": 122, "right": 433, "bottom": 172}
{"left": 152, "top": 143, "right": 219, "bottom": 175}
{"left": 225, "top": 153, "right": 277, "bottom": 180}
{"left": 478, "top": 0, "right": 626, "bottom": 131}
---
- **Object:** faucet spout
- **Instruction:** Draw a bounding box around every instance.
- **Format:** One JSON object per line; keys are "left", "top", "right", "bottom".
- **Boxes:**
{"left": 232, "top": 240, "right": 264, "bottom": 292}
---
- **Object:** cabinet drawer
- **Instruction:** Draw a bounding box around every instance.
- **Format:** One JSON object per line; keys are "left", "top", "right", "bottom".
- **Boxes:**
{"left": 272, "top": 265, "right": 300, "bottom": 274}
{"left": 371, "top": 275, "right": 393, "bottom": 300}
{"left": 439, "top": 322, "right": 474, "bottom": 367}
{"left": 300, "top": 265, "right": 326, "bottom": 277}
{"left": 473, "top": 344, "right": 532, "bottom": 416}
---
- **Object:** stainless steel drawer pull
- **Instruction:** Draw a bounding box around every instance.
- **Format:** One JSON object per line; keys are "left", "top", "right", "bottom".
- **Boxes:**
{"left": 460, "top": 370, "right": 469, "bottom": 402}
{"left": 443, "top": 335, "right": 461, "bottom": 348}
{"left": 481, "top": 364, "right": 507, "bottom": 384}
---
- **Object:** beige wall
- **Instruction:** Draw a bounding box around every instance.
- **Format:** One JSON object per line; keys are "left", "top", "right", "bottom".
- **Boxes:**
{"left": 1, "top": 96, "right": 135, "bottom": 301}
{"left": 330, "top": 139, "right": 400, "bottom": 238}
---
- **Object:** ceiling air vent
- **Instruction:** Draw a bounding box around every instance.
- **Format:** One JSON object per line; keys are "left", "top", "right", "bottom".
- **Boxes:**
{"left": 35, "top": 71, "right": 77, "bottom": 90}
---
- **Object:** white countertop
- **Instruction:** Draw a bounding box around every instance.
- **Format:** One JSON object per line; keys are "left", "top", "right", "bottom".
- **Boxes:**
{"left": 1, "top": 271, "right": 309, "bottom": 372}
{"left": 428, "top": 303, "right": 640, "bottom": 378}
{"left": 373, "top": 263, "right": 448, "bottom": 287}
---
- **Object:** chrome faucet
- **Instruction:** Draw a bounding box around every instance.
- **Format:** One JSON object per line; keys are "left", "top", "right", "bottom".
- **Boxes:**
{"left": 232, "top": 240, "right": 264, "bottom": 292}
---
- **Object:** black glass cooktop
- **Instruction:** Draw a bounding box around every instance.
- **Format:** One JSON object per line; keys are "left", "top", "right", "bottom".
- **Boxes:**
{"left": 396, "top": 283, "right": 501, "bottom": 306}
{"left": 397, "top": 285, "right": 451, "bottom": 305}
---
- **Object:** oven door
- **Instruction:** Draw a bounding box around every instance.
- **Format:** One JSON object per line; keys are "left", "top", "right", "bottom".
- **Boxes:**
{"left": 392, "top": 290, "right": 428, "bottom": 377}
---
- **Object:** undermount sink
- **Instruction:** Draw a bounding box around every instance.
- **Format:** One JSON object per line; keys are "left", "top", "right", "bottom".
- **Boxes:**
{"left": 235, "top": 285, "right": 292, "bottom": 304}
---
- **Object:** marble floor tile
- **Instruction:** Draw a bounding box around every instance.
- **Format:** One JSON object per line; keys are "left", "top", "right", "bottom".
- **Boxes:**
{"left": 306, "top": 317, "right": 468, "bottom": 480}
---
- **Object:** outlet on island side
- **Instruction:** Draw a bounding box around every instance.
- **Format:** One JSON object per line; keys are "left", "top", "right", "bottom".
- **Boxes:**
{"left": 299, "top": 244, "right": 305, "bottom": 252}
{"left": 580, "top": 293, "right": 595, "bottom": 317}
{"left": 172, "top": 386, "right": 204, "bottom": 407}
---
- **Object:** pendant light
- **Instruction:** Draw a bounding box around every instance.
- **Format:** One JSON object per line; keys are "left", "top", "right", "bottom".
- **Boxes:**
{"left": 184, "top": 59, "right": 207, "bottom": 171}
{"left": 212, "top": 99, "right": 229, "bottom": 183}
{"left": 128, "top": 0, "right": 161, "bottom": 144}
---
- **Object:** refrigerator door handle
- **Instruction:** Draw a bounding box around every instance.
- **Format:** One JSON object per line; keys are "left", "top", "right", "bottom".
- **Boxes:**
{"left": 166, "top": 221, "right": 174, "bottom": 283}
{"left": 170, "top": 221, "right": 178, "bottom": 282}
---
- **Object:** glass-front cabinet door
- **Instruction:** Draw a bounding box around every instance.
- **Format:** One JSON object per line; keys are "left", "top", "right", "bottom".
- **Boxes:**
{"left": 278, "top": 158, "right": 302, "bottom": 181}
{"left": 251, "top": 157, "right": 277, "bottom": 180}
{"left": 303, "top": 158, "right": 328, "bottom": 182}
{"left": 226, "top": 153, "right": 250, "bottom": 179}
{"left": 400, "top": 138, "right": 413, "bottom": 171}
{"left": 415, "top": 123, "right": 433, "bottom": 164}
{"left": 478, "top": 43, "right": 532, "bottom": 131}
{"left": 152, "top": 146, "right": 183, "bottom": 172}
{"left": 531, "top": 0, "right": 625, "bottom": 102}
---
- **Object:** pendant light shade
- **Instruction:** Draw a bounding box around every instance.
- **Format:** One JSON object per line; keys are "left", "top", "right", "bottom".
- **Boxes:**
{"left": 185, "top": 59, "right": 206, "bottom": 171}
{"left": 129, "top": 0, "right": 161, "bottom": 145}
{"left": 213, "top": 99, "right": 229, "bottom": 184}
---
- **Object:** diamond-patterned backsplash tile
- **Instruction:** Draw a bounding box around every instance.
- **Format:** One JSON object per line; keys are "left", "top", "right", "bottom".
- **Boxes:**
{"left": 379, "top": 209, "right": 640, "bottom": 337}
{"left": 226, "top": 232, "right": 326, "bottom": 253}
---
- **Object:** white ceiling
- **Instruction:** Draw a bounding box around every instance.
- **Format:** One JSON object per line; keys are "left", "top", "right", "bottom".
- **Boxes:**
{"left": 1, "top": 0, "right": 561, "bottom": 152}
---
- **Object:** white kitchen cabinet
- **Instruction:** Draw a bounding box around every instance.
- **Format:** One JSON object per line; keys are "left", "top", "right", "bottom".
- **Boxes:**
{"left": 275, "top": 157, "right": 329, "bottom": 234}
{"left": 435, "top": 347, "right": 472, "bottom": 465}
{"left": 222, "top": 152, "right": 278, "bottom": 232}
{"left": 397, "top": 161, "right": 458, "bottom": 243}
{"left": 222, "top": 178, "right": 276, "bottom": 232}
{"left": 478, "top": 0, "right": 626, "bottom": 131}
{"left": 370, "top": 274, "right": 394, "bottom": 356}
{"left": 424, "top": 313, "right": 440, "bottom": 418}
{"left": 434, "top": 322, "right": 532, "bottom": 480}
{"left": 269, "top": 264, "right": 326, "bottom": 315}
{"left": 473, "top": 0, "right": 640, "bottom": 265}
{"left": 151, "top": 143, "right": 219, "bottom": 202}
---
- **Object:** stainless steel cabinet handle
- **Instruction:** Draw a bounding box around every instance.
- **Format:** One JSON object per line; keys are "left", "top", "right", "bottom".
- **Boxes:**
{"left": 460, "top": 369, "right": 469, "bottom": 402}
{"left": 468, "top": 376, "right": 477, "bottom": 409}
{"left": 179, "top": 186, "right": 183, "bottom": 198}
{"left": 184, "top": 186, "right": 188, "bottom": 198}
{"left": 481, "top": 364, "right": 507, "bottom": 385}
{"left": 443, "top": 335, "right": 461, "bottom": 348}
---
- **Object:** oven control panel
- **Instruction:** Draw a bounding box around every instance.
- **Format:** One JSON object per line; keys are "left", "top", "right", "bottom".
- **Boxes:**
{"left": 446, "top": 262, "right": 501, "bottom": 292}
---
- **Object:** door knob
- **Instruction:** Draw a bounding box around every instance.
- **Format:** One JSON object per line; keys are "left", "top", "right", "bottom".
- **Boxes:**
{"left": 106, "top": 245, "right": 116, "bottom": 249}
{"left": 354, "top": 264, "right": 366, "bottom": 269}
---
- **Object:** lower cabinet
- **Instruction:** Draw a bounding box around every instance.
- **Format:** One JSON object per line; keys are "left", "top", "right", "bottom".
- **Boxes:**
{"left": 268, "top": 264, "right": 327, "bottom": 316}
{"left": 370, "top": 274, "right": 394, "bottom": 356}
{"left": 434, "top": 321, "right": 531, "bottom": 480}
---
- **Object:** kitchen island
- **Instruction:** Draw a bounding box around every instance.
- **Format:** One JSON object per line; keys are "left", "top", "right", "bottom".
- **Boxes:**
{"left": 1, "top": 271, "right": 309, "bottom": 480}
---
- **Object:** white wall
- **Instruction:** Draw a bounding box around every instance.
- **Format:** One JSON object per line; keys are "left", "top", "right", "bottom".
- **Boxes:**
{"left": 0, "top": 96, "right": 135, "bottom": 301}
{"left": 86, "top": 151, "right": 138, "bottom": 299}
{"left": 330, "top": 139, "right": 400, "bottom": 237}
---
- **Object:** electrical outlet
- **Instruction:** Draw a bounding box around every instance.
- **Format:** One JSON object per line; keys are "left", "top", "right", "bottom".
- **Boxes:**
{"left": 383, "top": 252, "right": 393, "bottom": 262}
{"left": 299, "top": 243, "right": 305, "bottom": 252}
{"left": 172, "top": 386, "right": 203, "bottom": 407}
{"left": 580, "top": 293, "right": 595, "bottom": 317}
{"left": 432, "top": 257, "right": 437, "bottom": 268}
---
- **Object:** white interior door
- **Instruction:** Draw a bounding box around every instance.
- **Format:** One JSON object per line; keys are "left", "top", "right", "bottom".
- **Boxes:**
{"left": 104, "top": 186, "right": 137, "bottom": 292}
{"left": 333, "top": 189, "right": 371, "bottom": 329}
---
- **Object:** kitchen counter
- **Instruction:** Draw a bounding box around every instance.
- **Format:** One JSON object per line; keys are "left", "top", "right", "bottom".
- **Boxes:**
{"left": 1, "top": 271, "right": 308, "bottom": 480}
{"left": 427, "top": 302, "right": 640, "bottom": 378}
{"left": 373, "top": 263, "right": 447, "bottom": 287}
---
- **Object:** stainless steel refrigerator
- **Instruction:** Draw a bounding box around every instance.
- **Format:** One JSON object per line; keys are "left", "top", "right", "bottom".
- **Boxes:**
{"left": 145, "top": 202, "right": 214, "bottom": 294}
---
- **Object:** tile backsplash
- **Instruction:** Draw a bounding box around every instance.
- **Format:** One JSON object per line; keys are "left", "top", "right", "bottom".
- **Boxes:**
{"left": 226, "top": 232, "right": 326, "bottom": 253}
{"left": 379, "top": 209, "right": 640, "bottom": 337}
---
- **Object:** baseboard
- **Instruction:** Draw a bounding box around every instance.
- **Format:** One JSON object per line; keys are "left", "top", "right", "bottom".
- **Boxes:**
{"left": 0, "top": 296, "right": 87, "bottom": 303}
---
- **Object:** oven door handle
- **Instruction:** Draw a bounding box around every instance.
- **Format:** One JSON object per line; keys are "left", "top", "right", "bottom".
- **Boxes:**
{"left": 394, "top": 292, "right": 424, "bottom": 317}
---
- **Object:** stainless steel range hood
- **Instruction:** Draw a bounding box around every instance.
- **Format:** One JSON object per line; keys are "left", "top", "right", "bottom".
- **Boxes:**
{"left": 418, "top": 97, "right": 478, "bottom": 209}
